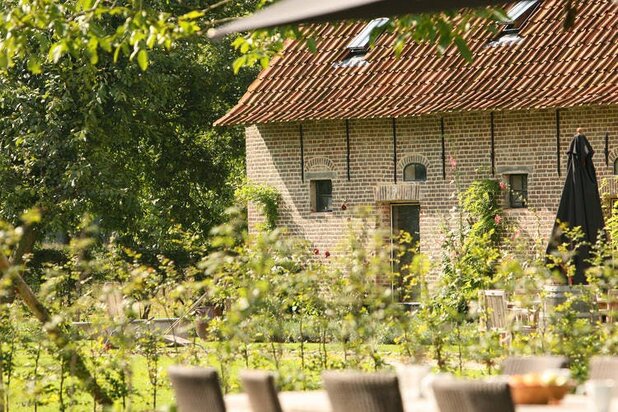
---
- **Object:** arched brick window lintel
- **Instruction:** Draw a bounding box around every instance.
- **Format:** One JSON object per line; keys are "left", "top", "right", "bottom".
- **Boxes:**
{"left": 397, "top": 153, "right": 430, "bottom": 171}
{"left": 305, "top": 156, "right": 335, "bottom": 172}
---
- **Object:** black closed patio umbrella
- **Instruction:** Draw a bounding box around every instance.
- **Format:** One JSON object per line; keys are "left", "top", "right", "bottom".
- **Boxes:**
{"left": 547, "top": 131, "right": 605, "bottom": 285}
{"left": 207, "top": 0, "right": 504, "bottom": 39}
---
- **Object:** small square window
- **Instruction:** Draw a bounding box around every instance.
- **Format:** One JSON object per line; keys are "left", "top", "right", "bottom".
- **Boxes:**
{"left": 311, "top": 180, "right": 332, "bottom": 212}
{"left": 508, "top": 174, "right": 528, "bottom": 208}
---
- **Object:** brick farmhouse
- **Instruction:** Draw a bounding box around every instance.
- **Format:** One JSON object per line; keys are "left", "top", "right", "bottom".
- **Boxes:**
{"left": 217, "top": 0, "right": 618, "bottom": 272}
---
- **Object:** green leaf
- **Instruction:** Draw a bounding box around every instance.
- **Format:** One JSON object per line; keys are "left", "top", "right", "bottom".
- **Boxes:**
{"left": 87, "top": 37, "right": 99, "bottom": 65}
{"left": 232, "top": 56, "right": 247, "bottom": 74}
{"left": 231, "top": 37, "right": 245, "bottom": 48}
{"left": 77, "top": 0, "right": 94, "bottom": 11}
{"left": 27, "top": 58, "right": 42, "bottom": 74}
{"left": 180, "top": 10, "right": 204, "bottom": 20}
{"left": 99, "top": 37, "right": 112, "bottom": 52}
{"left": 20, "top": 208, "right": 42, "bottom": 224}
{"left": 137, "top": 49, "right": 149, "bottom": 71}
{"left": 454, "top": 37, "right": 473, "bottom": 62}
{"left": 113, "top": 45, "right": 122, "bottom": 63}
{"left": 48, "top": 42, "right": 67, "bottom": 63}
{"left": 146, "top": 31, "right": 157, "bottom": 48}
{"left": 305, "top": 37, "right": 317, "bottom": 53}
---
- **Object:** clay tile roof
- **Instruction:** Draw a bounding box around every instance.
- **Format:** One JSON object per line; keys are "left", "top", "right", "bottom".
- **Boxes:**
{"left": 215, "top": 0, "right": 618, "bottom": 126}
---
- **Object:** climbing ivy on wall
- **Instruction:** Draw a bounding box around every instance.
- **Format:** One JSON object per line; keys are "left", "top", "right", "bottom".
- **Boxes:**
{"left": 235, "top": 181, "right": 280, "bottom": 231}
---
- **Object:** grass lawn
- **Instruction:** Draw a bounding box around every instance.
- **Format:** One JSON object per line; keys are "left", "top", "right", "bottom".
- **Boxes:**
{"left": 4, "top": 342, "right": 402, "bottom": 411}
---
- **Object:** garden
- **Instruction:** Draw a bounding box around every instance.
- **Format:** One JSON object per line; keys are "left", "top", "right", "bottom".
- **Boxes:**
{"left": 2, "top": 175, "right": 618, "bottom": 411}
{"left": 0, "top": 1, "right": 615, "bottom": 411}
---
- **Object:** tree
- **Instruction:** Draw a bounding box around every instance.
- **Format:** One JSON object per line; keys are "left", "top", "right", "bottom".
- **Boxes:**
{"left": 0, "top": 0, "right": 248, "bottom": 72}
{"left": 0, "top": 9, "right": 257, "bottom": 261}
{"left": 0, "top": 1, "right": 259, "bottom": 407}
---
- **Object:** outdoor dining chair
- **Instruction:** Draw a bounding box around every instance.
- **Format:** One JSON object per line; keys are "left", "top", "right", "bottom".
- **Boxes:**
{"left": 480, "top": 290, "right": 509, "bottom": 330}
{"left": 432, "top": 379, "right": 515, "bottom": 412}
{"left": 600, "top": 289, "right": 618, "bottom": 323}
{"left": 323, "top": 371, "right": 404, "bottom": 412}
{"left": 168, "top": 366, "right": 226, "bottom": 412}
{"left": 589, "top": 356, "right": 618, "bottom": 395}
{"left": 240, "top": 370, "right": 283, "bottom": 412}
{"left": 500, "top": 355, "right": 568, "bottom": 375}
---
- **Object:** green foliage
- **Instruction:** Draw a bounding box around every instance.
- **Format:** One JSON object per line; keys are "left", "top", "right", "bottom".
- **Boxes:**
{"left": 544, "top": 288, "right": 601, "bottom": 381}
{"left": 546, "top": 222, "right": 587, "bottom": 285}
{"left": 0, "top": 0, "right": 258, "bottom": 72}
{"left": 440, "top": 178, "right": 505, "bottom": 310}
{"left": 0, "top": 0, "right": 579, "bottom": 78}
{"left": 0, "top": 0, "right": 509, "bottom": 77}
{"left": 4, "top": 192, "right": 618, "bottom": 409}
{"left": 230, "top": 8, "right": 511, "bottom": 73}
{"left": 235, "top": 181, "right": 280, "bottom": 231}
{"left": 0, "top": 13, "right": 257, "bottom": 262}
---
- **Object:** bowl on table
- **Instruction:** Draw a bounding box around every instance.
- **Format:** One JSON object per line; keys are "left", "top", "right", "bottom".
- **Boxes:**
{"left": 508, "top": 373, "right": 573, "bottom": 405}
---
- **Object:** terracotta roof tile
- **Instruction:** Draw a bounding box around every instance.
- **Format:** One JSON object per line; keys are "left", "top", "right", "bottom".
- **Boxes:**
{"left": 217, "top": 0, "right": 617, "bottom": 125}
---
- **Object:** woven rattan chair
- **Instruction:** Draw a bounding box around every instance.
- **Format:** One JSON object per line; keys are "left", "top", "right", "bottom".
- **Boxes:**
{"left": 168, "top": 366, "right": 226, "bottom": 412}
{"left": 589, "top": 356, "right": 618, "bottom": 395}
{"left": 323, "top": 371, "right": 404, "bottom": 412}
{"left": 500, "top": 355, "right": 568, "bottom": 375}
{"left": 240, "top": 370, "right": 283, "bottom": 412}
{"left": 432, "top": 379, "right": 515, "bottom": 412}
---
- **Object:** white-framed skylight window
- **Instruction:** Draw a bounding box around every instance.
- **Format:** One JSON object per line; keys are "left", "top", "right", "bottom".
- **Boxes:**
{"left": 346, "top": 17, "right": 389, "bottom": 53}
{"left": 334, "top": 17, "right": 389, "bottom": 68}
{"left": 507, "top": 1, "right": 539, "bottom": 25}
{"left": 489, "top": 0, "right": 540, "bottom": 46}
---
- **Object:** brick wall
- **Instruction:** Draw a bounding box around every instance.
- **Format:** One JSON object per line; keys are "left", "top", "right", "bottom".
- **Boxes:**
{"left": 245, "top": 105, "right": 618, "bottom": 276}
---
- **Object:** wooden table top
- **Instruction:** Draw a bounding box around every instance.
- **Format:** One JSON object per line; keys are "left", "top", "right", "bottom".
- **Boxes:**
{"left": 226, "top": 391, "right": 615, "bottom": 412}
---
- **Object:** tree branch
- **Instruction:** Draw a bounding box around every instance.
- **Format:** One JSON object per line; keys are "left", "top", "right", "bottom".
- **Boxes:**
{"left": 10, "top": 224, "right": 38, "bottom": 266}
{"left": 0, "top": 228, "right": 113, "bottom": 406}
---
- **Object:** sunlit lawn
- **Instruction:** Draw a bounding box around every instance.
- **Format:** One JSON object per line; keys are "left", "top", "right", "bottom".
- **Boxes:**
{"left": 6, "top": 342, "right": 402, "bottom": 411}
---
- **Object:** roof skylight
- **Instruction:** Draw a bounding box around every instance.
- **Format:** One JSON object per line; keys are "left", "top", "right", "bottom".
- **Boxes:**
{"left": 507, "top": 0, "right": 539, "bottom": 23}
{"left": 489, "top": 0, "right": 540, "bottom": 46}
{"left": 346, "top": 17, "right": 389, "bottom": 53}
{"left": 503, "top": 0, "right": 540, "bottom": 33}
{"left": 335, "top": 17, "right": 388, "bottom": 68}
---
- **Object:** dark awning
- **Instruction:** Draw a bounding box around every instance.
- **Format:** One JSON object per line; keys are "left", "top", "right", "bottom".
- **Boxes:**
{"left": 208, "top": 0, "right": 504, "bottom": 39}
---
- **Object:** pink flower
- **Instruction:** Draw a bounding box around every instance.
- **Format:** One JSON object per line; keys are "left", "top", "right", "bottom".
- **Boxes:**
{"left": 313, "top": 248, "right": 320, "bottom": 255}
{"left": 449, "top": 155, "right": 457, "bottom": 169}
{"left": 325, "top": 251, "right": 331, "bottom": 258}
{"left": 499, "top": 181, "right": 507, "bottom": 191}
{"left": 494, "top": 215, "right": 502, "bottom": 225}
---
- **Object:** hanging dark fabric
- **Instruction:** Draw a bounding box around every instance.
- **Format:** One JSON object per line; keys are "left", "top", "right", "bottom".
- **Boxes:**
{"left": 346, "top": 119, "right": 351, "bottom": 181}
{"left": 556, "top": 110, "right": 561, "bottom": 176}
{"left": 441, "top": 117, "right": 446, "bottom": 180}
{"left": 605, "top": 132, "right": 610, "bottom": 167}
{"left": 300, "top": 123, "right": 305, "bottom": 182}
{"left": 546, "top": 134, "right": 605, "bottom": 285}
{"left": 392, "top": 118, "right": 397, "bottom": 183}
{"left": 490, "top": 112, "right": 495, "bottom": 176}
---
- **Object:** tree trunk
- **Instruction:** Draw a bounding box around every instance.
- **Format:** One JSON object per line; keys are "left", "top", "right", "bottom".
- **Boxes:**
{"left": 0, "top": 227, "right": 113, "bottom": 406}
